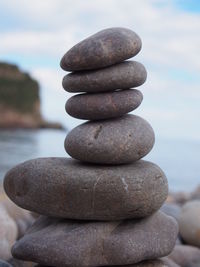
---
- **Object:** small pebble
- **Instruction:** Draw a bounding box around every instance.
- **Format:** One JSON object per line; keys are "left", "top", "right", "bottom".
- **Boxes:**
{"left": 65, "top": 114, "right": 155, "bottom": 164}
{"left": 62, "top": 61, "right": 147, "bottom": 93}
{"left": 66, "top": 89, "right": 143, "bottom": 120}
{"left": 60, "top": 27, "right": 142, "bottom": 71}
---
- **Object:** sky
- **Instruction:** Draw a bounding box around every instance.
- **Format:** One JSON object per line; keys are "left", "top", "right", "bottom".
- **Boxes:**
{"left": 0, "top": 0, "right": 200, "bottom": 141}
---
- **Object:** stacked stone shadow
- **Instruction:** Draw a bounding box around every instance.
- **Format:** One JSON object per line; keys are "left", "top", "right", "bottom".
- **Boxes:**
{"left": 4, "top": 28, "right": 178, "bottom": 267}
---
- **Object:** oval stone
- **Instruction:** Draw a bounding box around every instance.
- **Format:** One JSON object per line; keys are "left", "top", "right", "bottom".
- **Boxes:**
{"left": 66, "top": 89, "right": 143, "bottom": 120}
{"left": 65, "top": 114, "right": 155, "bottom": 164}
{"left": 178, "top": 200, "right": 200, "bottom": 247}
{"left": 60, "top": 27, "right": 142, "bottom": 71}
{"left": 4, "top": 158, "right": 168, "bottom": 220}
{"left": 11, "top": 212, "right": 178, "bottom": 267}
{"left": 62, "top": 61, "right": 147, "bottom": 93}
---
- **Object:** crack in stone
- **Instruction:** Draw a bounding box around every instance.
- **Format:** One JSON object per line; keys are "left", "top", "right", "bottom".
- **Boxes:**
{"left": 121, "top": 177, "right": 128, "bottom": 192}
{"left": 92, "top": 176, "right": 102, "bottom": 212}
{"left": 94, "top": 125, "right": 102, "bottom": 139}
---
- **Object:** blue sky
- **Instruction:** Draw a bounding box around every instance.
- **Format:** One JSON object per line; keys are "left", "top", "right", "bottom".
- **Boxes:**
{"left": 176, "top": 0, "right": 200, "bottom": 12}
{"left": 0, "top": 0, "right": 200, "bottom": 141}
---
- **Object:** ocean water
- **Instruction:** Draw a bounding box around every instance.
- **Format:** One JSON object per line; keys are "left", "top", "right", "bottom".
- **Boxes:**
{"left": 0, "top": 129, "right": 199, "bottom": 192}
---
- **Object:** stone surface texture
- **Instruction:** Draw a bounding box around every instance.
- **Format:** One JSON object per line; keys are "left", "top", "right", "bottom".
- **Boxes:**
{"left": 65, "top": 114, "right": 155, "bottom": 164}
{"left": 4, "top": 157, "right": 168, "bottom": 220}
{"left": 65, "top": 89, "right": 143, "bottom": 120}
{"left": 62, "top": 61, "right": 147, "bottom": 93}
{"left": 60, "top": 27, "right": 142, "bottom": 71}
{"left": 12, "top": 212, "right": 178, "bottom": 267}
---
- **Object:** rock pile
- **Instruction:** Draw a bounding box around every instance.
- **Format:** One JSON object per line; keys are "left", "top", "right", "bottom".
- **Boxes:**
{"left": 4, "top": 28, "right": 178, "bottom": 266}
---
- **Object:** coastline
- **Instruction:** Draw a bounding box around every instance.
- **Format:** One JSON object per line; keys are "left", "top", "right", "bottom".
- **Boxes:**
{"left": 0, "top": 112, "right": 64, "bottom": 130}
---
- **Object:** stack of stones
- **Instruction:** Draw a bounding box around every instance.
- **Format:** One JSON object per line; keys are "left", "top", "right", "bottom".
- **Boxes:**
{"left": 4, "top": 28, "right": 178, "bottom": 267}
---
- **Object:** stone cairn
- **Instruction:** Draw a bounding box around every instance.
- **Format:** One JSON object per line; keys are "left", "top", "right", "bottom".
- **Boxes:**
{"left": 4, "top": 28, "right": 178, "bottom": 267}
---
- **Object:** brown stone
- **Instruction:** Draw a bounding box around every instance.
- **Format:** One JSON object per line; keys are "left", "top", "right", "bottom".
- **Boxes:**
{"left": 4, "top": 158, "right": 167, "bottom": 220}
{"left": 65, "top": 114, "right": 155, "bottom": 164}
{"left": 60, "top": 27, "right": 142, "bottom": 71}
{"left": 62, "top": 61, "right": 147, "bottom": 93}
{"left": 66, "top": 89, "right": 143, "bottom": 120}
{"left": 12, "top": 212, "right": 178, "bottom": 267}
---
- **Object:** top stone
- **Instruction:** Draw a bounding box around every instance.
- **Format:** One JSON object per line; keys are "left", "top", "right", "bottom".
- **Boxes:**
{"left": 60, "top": 27, "right": 142, "bottom": 71}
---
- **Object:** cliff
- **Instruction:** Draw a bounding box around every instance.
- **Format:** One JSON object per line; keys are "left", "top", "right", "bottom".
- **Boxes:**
{"left": 0, "top": 62, "right": 63, "bottom": 129}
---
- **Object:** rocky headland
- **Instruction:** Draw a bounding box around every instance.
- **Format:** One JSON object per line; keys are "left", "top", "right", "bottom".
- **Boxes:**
{"left": 0, "top": 62, "right": 63, "bottom": 129}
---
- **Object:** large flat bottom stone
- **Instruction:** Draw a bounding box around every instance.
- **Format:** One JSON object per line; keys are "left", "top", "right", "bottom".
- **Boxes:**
{"left": 4, "top": 158, "right": 168, "bottom": 220}
{"left": 12, "top": 211, "right": 178, "bottom": 267}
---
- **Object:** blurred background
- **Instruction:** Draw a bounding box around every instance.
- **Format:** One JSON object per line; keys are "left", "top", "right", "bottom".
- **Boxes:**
{"left": 0, "top": 0, "right": 199, "bottom": 191}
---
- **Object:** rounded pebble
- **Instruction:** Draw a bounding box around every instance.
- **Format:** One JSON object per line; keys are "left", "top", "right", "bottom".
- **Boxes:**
{"left": 60, "top": 27, "right": 142, "bottom": 71}
{"left": 65, "top": 114, "right": 155, "bottom": 164}
{"left": 12, "top": 212, "right": 178, "bottom": 267}
{"left": 4, "top": 158, "right": 168, "bottom": 220}
{"left": 62, "top": 61, "right": 147, "bottom": 93}
{"left": 66, "top": 89, "right": 143, "bottom": 120}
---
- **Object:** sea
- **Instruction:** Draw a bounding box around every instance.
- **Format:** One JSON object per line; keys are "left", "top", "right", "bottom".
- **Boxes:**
{"left": 0, "top": 129, "right": 199, "bottom": 192}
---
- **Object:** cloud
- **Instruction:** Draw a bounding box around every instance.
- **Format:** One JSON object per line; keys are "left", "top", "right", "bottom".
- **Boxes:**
{"left": 30, "top": 66, "right": 200, "bottom": 141}
{"left": 31, "top": 67, "right": 81, "bottom": 128}
{"left": 1, "top": 0, "right": 200, "bottom": 139}
{"left": 0, "top": 31, "right": 75, "bottom": 57}
{"left": 1, "top": 0, "right": 200, "bottom": 73}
